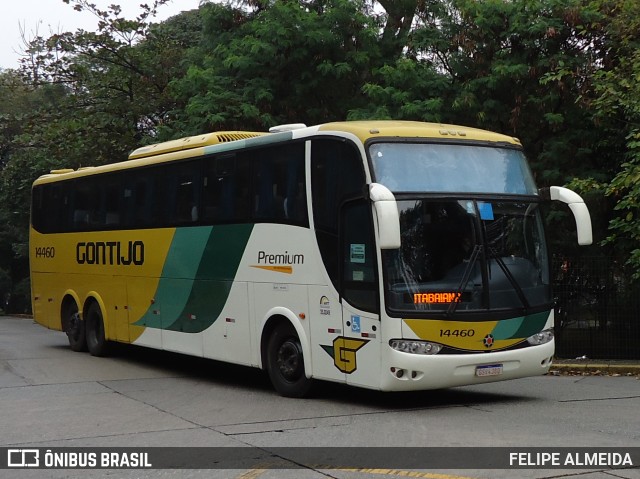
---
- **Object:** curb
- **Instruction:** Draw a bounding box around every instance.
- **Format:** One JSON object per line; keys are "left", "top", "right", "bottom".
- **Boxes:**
{"left": 550, "top": 362, "right": 640, "bottom": 376}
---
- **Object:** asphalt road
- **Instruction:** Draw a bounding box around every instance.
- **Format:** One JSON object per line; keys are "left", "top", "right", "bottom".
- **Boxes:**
{"left": 1, "top": 315, "right": 638, "bottom": 479}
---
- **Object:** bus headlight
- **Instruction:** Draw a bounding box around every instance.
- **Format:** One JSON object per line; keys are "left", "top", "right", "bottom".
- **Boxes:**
{"left": 527, "top": 328, "right": 554, "bottom": 345}
{"left": 389, "top": 339, "right": 443, "bottom": 355}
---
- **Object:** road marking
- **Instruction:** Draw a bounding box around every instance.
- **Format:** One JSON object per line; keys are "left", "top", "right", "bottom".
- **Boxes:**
{"left": 235, "top": 468, "right": 268, "bottom": 479}
{"left": 338, "top": 469, "right": 476, "bottom": 479}
{"left": 235, "top": 466, "right": 477, "bottom": 479}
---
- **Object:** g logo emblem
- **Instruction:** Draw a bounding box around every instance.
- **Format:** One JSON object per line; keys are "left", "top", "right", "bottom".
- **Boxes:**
{"left": 321, "top": 337, "right": 369, "bottom": 373}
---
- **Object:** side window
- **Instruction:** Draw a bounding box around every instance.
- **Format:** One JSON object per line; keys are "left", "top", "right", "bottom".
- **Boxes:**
{"left": 342, "top": 199, "right": 378, "bottom": 312}
{"left": 202, "top": 154, "right": 251, "bottom": 223}
{"left": 32, "top": 183, "right": 71, "bottom": 233}
{"left": 103, "top": 175, "right": 123, "bottom": 228}
{"left": 68, "top": 175, "right": 125, "bottom": 231}
{"left": 311, "top": 139, "right": 366, "bottom": 289}
{"left": 163, "top": 161, "right": 201, "bottom": 225}
{"left": 251, "top": 143, "right": 307, "bottom": 225}
{"left": 123, "top": 172, "right": 161, "bottom": 228}
{"left": 71, "top": 180, "right": 96, "bottom": 229}
{"left": 31, "top": 186, "right": 44, "bottom": 232}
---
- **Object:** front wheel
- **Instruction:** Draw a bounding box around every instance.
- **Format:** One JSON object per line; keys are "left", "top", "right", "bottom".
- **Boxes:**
{"left": 85, "top": 302, "right": 110, "bottom": 357}
{"left": 266, "top": 323, "right": 313, "bottom": 398}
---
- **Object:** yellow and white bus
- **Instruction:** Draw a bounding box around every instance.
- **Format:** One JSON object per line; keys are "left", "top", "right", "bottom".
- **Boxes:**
{"left": 30, "top": 121, "right": 592, "bottom": 397}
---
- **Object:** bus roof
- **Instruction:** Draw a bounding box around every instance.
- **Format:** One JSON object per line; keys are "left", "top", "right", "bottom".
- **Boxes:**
{"left": 32, "top": 121, "right": 521, "bottom": 186}
{"left": 317, "top": 120, "right": 522, "bottom": 146}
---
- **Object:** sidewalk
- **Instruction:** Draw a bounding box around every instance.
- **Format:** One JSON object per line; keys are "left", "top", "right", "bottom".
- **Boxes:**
{"left": 550, "top": 358, "right": 640, "bottom": 376}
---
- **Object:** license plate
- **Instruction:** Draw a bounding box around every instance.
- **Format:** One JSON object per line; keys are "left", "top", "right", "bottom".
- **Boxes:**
{"left": 475, "top": 364, "right": 503, "bottom": 377}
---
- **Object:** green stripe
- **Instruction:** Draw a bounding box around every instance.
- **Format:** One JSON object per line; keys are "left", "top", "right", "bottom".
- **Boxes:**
{"left": 490, "top": 316, "right": 524, "bottom": 340}
{"left": 135, "top": 224, "right": 254, "bottom": 333}
{"left": 491, "top": 311, "right": 550, "bottom": 340}
{"left": 512, "top": 310, "right": 550, "bottom": 338}
{"left": 202, "top": 131, "right": 293, "bottom": 156}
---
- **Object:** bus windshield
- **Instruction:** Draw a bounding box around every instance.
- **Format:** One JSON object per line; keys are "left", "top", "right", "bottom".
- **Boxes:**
{"left": 382, "top": 199, "right": 551, "bottom": 315}
{"left": 370, "top": 142, "right": 538, "bottom": 195}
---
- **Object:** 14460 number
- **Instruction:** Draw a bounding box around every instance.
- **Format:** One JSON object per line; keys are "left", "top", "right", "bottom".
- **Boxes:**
{"left": 35, "top": 246, "right": 55, "bottom": 258}
{"left": 440, "top": 329, "right": 475, "bottom": 338}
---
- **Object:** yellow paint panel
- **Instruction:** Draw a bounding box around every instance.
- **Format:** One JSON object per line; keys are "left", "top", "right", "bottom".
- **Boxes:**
{"left": 30, "top": 228, "right": 175, "bottom": 342}
{"left": 404, "top": 319, "right": 521, "bottom": 351}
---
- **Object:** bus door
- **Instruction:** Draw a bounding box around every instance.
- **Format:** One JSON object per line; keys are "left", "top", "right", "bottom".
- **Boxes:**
{"left": 309, "top": 138, "right": 377, "bottom": 385}
{"left": 340, "top": 199, "right": 381, "bottom": 388}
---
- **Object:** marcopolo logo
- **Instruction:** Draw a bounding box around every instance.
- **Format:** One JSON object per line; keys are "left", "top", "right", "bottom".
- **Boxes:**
{"left": 76, "top": 241, "right": 144, "bottom": 266}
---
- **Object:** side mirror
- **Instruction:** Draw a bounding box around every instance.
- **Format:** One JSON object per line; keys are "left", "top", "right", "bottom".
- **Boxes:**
{"left": 369, "top": 183, "right": 401, "bottom": 249}
{"left": 540, "top": 186, "right": 593, "bottom": 246}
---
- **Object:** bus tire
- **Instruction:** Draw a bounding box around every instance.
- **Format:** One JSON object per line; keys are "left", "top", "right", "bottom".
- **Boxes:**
{"left": 85, "top": 302, "right": 110, "bottom": 357}
{"left": 266, "top": 322, "right": 313, "bottom": 398}
{"left": 63, "top": 300, "right": 87, "bottom": 352}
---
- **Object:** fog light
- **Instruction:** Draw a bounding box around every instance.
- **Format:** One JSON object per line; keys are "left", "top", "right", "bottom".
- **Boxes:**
{"left": 389, "top": 339, "right": 443, "bottom": 355}
{"left": 527, "top": 328, "right": 554, "bottom": 346}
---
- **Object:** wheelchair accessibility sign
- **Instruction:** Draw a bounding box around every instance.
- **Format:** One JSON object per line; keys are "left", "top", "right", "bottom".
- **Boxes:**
{"left": 351, "top": 315, "right": 361, "bottom": 333}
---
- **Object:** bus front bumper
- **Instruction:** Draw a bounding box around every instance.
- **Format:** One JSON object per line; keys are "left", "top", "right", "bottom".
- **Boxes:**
{"left": 379, "top": 340, "right": 554, "bottom": 392}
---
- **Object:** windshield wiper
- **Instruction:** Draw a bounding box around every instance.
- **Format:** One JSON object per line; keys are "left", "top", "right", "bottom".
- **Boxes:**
{"left": 446, "top": 244, "right": 483, "bottom": 317}
{"left": 489, "top": 249, "right": 530, "bottom": 311}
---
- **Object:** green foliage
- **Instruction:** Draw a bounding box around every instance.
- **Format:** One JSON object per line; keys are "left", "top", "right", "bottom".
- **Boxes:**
{"left": 0, "top": 1, "right": 200, "bottom": 312}
{"left": 581, "top": 0, "right": 640, "bottom": 276}
{"left": 161, "top": 0, "right": 383, "bottom": 136}
{"left": 349, "top": 59, "right": 448, "bottom": 121}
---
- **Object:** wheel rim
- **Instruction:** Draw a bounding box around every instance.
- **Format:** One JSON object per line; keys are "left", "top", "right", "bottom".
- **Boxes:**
{"left": 276, "top": 339, "right": 303, "bottom": 382}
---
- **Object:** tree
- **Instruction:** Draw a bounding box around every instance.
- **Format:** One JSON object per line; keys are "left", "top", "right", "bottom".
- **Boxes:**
{"left": 586, "top": 0, "right": 640, "bottom": 277}
{"left": 0, "top": 2, "right": 202, "bottom": 313}
{"left": 0, "top": 71, "right": 62, "bottom": 314}
{"left": 162, "top": 0, "right": 387, "bottom": 136}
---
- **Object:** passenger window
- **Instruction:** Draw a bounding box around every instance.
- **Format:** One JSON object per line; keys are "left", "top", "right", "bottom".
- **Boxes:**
{"left": 202, "top": 154, "right": 251, "bottom": 223}
{"left": 103, "top": 177, "right": 122, "bottom": 228}
{"left": 251, "top": 143, "right": 307, "bottom": 225}
{"left": 33, "top": 183, "right": 71, "bottom": 233}
{"left": 72, "top": 181, "right": 95, "bottom": 229}
{"left": 122, "top": 173, "right": 161, "bottom": 228}
{"left": 164, "top": 161, "right": 201, "bottom": 225}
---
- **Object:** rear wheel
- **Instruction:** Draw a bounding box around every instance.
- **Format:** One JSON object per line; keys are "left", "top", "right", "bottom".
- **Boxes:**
{"left": 85, "top": 302, "right": 110, "bottom": 357}
{"left": 266, "top": 323, "right": 312, "bottom": 398}
{"left": 62, "top": 301, "right": 86, "bottom": 352}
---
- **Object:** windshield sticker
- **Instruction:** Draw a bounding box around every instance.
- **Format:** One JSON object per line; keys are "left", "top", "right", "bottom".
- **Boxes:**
{"left": 350, "top": 244, "right": 365, "bottom": 263}
{"left": 478, "top": 202, "right": 494, "bottom": 220}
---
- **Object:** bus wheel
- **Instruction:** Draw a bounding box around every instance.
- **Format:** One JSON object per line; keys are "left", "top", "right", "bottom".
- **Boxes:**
{"left": 63, "top": 301, "right": 87, "bottom": 352}
{"left": 85, "top": 302, "right": 110, "bottom": 357}
{"left": 266, "top": 323, "right": 312, "bottom": 398}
